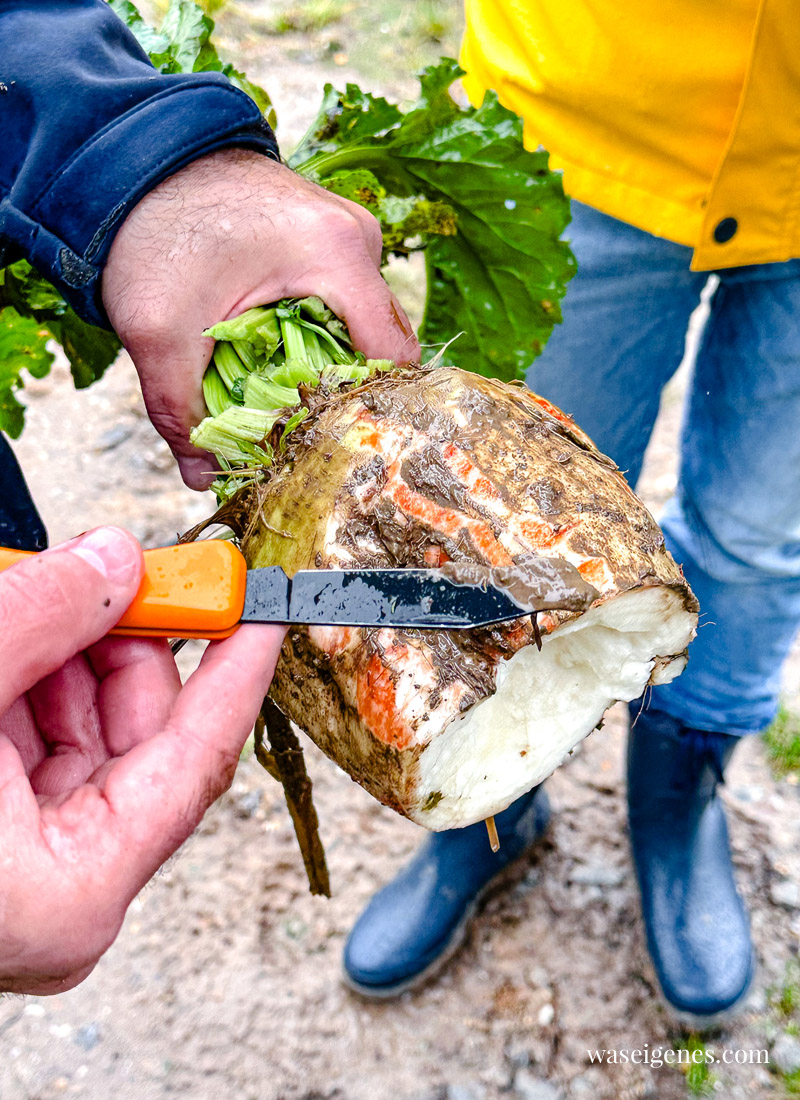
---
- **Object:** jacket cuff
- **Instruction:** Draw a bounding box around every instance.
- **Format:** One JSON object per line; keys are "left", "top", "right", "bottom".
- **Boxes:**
{"left": 0, "top": 76, "right": 278, "bottom": 328}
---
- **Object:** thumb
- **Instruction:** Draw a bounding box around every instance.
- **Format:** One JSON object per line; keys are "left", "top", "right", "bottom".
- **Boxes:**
{"left": 0, "top": 528, "right": 144, "bottom": 712}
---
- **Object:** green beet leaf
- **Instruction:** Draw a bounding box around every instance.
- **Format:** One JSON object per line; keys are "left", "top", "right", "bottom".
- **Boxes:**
{"left": 157, "top": 0, "right": 212, "bottom": 72}
{"left": 48, "top": 311, "right": 122, "bottom": 391}
{"left": 107, "top": 0, "right": 171, "bottom": 56}
{"left": 290, "top": 58, "right": 575, "bottom": 380}
{"left": 4, "top": 260, "right": 121, "bottom": 389}
{"left": 122, "top": 0, "right": 277, "bottom": 129}
{"left": 0, "top": 308, "right": 54, "bottom": 439}
{"left": 0, "top": 262, "right": 119, "bottom": 436}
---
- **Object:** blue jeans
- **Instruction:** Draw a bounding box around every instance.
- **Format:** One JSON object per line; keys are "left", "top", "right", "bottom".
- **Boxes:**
{"left": 529, "top": 202, "right": 800, "bottom": 735}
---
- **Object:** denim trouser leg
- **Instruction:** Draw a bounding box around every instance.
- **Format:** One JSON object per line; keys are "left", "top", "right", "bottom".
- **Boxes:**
{"left": 528, "top": 202, "right": 708, "bottom": 485}
{"left": 528, "top": 201, "right": 800, "bottom": 735}
{"left": 656, "top": 270, "right": 800, "bottom": 732}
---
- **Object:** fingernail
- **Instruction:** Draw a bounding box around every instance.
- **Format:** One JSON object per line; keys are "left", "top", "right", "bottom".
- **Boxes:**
{"left": 68, "top": 527, "right": 141, "bottom": 587}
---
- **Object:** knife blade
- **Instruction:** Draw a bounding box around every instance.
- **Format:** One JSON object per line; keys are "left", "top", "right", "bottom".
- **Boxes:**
{"left": 0, "top": 540, "right": 599, "bottom": 639}
{"left": 243, "top": 557, "right": 599, "bottom": 630}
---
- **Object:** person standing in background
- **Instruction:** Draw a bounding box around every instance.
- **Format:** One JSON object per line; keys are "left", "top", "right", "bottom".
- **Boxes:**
{"left": 344, "top": 0, "right": 800, "bottom": 1025}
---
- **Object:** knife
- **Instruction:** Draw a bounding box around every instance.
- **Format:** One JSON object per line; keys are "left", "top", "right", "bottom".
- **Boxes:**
{"left": 0, "top": 540, "right": 598, "bottom": 640}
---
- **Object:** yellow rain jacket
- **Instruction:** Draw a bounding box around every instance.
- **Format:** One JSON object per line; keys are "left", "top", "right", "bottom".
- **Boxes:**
{"left": 461, "top": 0, "right": 800, "bottom": 270}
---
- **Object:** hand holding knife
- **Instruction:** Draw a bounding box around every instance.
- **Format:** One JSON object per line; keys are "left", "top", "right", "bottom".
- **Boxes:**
{"left": 0, "top": 540, "right": 599, "bottom": 640}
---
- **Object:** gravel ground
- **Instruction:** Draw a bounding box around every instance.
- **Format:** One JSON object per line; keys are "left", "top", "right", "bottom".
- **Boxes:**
{"left": 3, "top": 4, "right": 800, "bottom": 1098}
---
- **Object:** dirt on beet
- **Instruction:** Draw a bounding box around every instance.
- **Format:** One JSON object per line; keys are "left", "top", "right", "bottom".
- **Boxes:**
{"left": 3, "top": 4, "right": 800, "bottom": 1099}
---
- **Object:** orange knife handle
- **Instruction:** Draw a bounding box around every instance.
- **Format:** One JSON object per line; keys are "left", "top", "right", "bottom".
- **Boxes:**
{"left": 0, "top": 547, "right": 32, "bottom": 572}
{"left": 0, "top": 540, "right": 248, "bottom": 640}
{"left": 115, "top": 541, "right": 247, "bottom": 639}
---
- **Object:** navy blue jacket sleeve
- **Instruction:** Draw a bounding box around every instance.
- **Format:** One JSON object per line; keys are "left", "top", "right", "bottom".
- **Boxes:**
{"left": 0, "top": 434, "right": 47, "bottom": 550}
{"left": 0, "top": 0, "right": 279, "bottom": 328}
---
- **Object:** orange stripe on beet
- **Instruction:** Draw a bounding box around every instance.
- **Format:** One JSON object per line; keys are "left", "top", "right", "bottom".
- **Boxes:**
{"left": 504, "top": 618, "right": 533, "bottom": 650}
{"left": 517, "top": 517, "right": 579, "bottom": 550}
{"left": 423, "top": 545, "right": 445, "bottom": 567}
{"left": 348, "top": 412, "right": 407, "bottom": 457}
{"left": 388, "top": 480, "right": 513, "bottom": 566}
{"left": 357, "top": 653, "right": 414, "bottom": 750}
{"left": 524, "top": 392, "right": 579, "bottom": 429}
{"left": 441, "top": 442, "right": 499, "bottom": 500}
{"left": 577, "top": 556, "right": 612, "bottom": 590}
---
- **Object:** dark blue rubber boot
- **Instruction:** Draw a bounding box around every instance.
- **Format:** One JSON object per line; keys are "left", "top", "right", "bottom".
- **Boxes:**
{"left": 627, "top": 705, "right": 755, "bottom": 1025}
{"left": 343, "top": 786, "right": 551, "bottom": 997}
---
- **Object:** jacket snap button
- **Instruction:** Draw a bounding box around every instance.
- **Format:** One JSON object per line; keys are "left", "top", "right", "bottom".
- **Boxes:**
{"left": 713, "top": 217, "right": 738, "bottom": 243}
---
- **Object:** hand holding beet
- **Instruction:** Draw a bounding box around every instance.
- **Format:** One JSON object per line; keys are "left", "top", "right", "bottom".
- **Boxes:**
{"left": 101, "top": 150, "right": 419, "bottom": 489}
{"left": 0, "top": 527, "right": 284, "bottom": 994}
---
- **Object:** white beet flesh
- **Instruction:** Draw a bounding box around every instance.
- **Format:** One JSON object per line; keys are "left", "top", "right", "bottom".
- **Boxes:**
{"left": 415, "top": 586, "right": 695, "bottom": 828}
